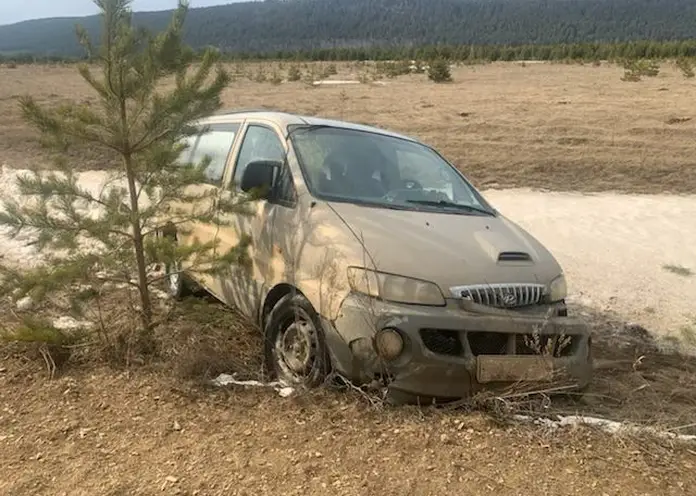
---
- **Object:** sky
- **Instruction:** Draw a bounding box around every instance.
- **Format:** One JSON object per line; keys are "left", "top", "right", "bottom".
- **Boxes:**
{"left": 1, "top": 0, "right": 245, "bottom": 26}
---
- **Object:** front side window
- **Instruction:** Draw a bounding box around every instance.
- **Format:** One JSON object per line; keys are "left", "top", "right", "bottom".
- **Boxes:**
{"left": 288, "top": 125, "right": 495, "bottom": 215}
{"left": 232, "top": 124, "right": 287, "bottom": 189}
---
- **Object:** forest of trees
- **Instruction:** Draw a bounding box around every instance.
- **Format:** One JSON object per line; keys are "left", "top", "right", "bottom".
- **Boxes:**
{"left": 2, "top": 0, "right": 696, "bottom": 62}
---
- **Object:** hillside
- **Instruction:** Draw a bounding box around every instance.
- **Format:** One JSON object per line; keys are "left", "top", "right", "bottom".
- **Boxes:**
{"left": 2, "top": 0, "right": 696, "bottom": 57}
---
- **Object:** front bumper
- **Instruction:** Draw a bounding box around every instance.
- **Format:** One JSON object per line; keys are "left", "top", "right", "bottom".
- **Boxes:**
{"left": 326, "top": 294, "right": 593, "bottom": 399}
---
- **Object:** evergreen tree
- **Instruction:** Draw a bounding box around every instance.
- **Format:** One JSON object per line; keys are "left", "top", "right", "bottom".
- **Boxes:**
{"left": 427, "top": 58, "right": 452, "bottom": 83}
{"left": 0, "top": 0, "right": 252, "bottom": 354}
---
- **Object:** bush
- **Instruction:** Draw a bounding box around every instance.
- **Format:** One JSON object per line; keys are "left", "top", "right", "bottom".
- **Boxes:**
{"left": 621, "top": 59, "right": 660, "bottom": 82}
{"left": 427, "top": 58, "right": 453, "bottom": 83}
{"left": 287, "top": 65, "right": 302, "bottom": 81}
{"left": 270, "top": 70, "right": 283, "bottom": 85}
{"left": 676, "top": 57, "right": 695, "bottom": 79}
{"left": 376, "top": 60, "right": 412, "bottom": 78}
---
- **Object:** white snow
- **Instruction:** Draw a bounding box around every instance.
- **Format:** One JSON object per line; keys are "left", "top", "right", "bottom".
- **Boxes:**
{"left": 513, "top": 414, "right": 696, "bottom": 443}
{"left": 211, "top": 373, "right": 294, "bottom": 397}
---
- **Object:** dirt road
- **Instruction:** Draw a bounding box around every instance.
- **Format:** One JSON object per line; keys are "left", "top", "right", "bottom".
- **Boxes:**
{"left": 485, "top": 188, "right": 696, "bottom": 342}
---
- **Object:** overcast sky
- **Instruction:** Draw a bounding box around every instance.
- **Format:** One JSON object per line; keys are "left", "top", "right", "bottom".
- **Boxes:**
{"left": 1, "top": 0, "right": 243, "bottom": 25}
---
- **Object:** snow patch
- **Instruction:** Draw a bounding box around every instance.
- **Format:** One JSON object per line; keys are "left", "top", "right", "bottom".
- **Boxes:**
{"left": 514, "top": 414, "right": 696, "bottom": 443}
{"left": 52, "top": 316, "right": 94, "bottom": 331}
{"left": 211, "top": 373, "right": 295, "bottom": 397}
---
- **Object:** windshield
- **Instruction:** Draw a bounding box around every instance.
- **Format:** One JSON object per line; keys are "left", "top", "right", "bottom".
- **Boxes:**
{"left": 288, "top": 125, "right": 495, "bottom": 215}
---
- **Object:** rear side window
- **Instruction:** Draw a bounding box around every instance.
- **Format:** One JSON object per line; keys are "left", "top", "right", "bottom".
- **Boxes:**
{"left": 187, "top": 123, "right": 241, "bottom": 186}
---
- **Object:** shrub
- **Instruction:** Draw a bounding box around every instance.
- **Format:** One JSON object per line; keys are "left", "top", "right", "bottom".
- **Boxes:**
{"left": 287, "top": 65, "right": 302, "bottom": 81}
{"left": 676, "top": 57, "right": 695, "bottom": 79}
{"left": 621, "top": 59, "right": 660, "bottom": 82}
{"left": 427, "top": 58, "right": 453, "bottom": 83}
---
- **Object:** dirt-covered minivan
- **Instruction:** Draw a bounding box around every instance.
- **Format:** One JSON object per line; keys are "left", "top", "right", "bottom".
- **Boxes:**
{"left": 163, "top": 109, "right": 593, "bottom": 403}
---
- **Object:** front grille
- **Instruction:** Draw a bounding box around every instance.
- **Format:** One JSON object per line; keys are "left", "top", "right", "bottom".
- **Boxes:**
{"left": 449, "top": 283, "right": 546, "bottom": 308}
{"left": 420, "top": 329, "right": 463, "bottom": 356}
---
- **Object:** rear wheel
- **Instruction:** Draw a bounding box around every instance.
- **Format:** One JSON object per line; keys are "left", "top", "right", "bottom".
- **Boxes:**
{"left": 263, "top": 293, "right": 331, "bottom": 387}
{"left": 159, "top": 229, "right": 189, "bottom": 300}
{"left": 164, "top": 258, "right": 186, "bottom": 299}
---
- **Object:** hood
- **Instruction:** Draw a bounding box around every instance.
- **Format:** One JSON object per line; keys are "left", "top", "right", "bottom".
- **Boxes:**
{"left": 327, "top": 201, "right": 562, "bottom": 296}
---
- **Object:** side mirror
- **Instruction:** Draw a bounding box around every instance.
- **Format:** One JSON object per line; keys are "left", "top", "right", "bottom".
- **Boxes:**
{"left": 240, "top": 160, "right": 282, "bottom": 196}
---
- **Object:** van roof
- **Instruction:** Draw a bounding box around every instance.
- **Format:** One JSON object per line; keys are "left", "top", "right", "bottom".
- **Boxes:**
{"left": 201, "top": 108, "right": 420, "bottom": 143}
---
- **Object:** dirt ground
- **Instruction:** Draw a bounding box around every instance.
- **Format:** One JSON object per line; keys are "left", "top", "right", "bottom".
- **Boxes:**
{"left": 2, "top": 60, "right": 696, "bottom": 194}
{"left": 1, "top": 289, "right": 695, "bottom": 496}
{"left": 1, "top": 357, "right": 695, "bottom": 496}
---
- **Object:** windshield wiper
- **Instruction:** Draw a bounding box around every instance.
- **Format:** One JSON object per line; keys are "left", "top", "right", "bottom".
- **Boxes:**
{"left": 406, "top": 199, "right": 494, "bottom": 216}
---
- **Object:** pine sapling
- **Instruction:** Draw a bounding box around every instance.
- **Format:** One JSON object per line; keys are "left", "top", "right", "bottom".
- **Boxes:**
{"left": 0, "top": 0, "right": 256, "bottom": 356}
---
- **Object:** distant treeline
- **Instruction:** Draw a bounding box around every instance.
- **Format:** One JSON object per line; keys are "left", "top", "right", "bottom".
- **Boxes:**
{"left": 4, "top": 39, "right": 696, "bottom": 66}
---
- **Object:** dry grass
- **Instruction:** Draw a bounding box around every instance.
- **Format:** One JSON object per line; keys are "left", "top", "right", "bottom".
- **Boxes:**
{"left": 1, "top": 280, "right": 696, "bottom": 494}
{"left": 2, "top": 61, "right": 696, "bottom": 193}
{"left": 1, "top": 356, "right": 695, "bottom": 496}
{"left": 662, "top": 263, "right": 694, "bottom": 277}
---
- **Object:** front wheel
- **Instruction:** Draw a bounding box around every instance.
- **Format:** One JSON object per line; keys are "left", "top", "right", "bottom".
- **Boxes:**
{"left": 263, "top": 293, "right": 331, "bottom": 388}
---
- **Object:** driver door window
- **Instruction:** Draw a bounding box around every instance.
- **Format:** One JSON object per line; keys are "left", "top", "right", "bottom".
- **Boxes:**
{"left": 232, "top": 124, "right": 287, "bottom": 190}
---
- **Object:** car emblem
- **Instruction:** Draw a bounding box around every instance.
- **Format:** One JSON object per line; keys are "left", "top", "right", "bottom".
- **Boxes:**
{"left": 500, "top": 291, "right": 517, "bottom": 307}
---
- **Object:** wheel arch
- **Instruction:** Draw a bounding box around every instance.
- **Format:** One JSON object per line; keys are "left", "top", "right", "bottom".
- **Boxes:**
{"left": 260, "top": 283, "right": 306, "bottom": 327}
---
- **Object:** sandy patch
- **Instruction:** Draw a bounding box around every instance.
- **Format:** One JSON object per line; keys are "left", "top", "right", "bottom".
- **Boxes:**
{"left": 0, "top": 166, "right": 693, "bottom": 339}
{"left": 484, "top": 188, "right": 696, "bottom": 337}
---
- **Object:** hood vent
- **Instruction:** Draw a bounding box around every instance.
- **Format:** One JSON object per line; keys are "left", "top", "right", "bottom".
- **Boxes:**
{"left": 498, "top": 251, "right": 532, "bottom": 262}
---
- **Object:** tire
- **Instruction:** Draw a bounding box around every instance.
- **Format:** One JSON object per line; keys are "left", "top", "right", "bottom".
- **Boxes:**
{"left": 164, "top": 258, "right": 186, "bottom": 300}
{"left": 263, "top": 293, "right": 331, "bottom": 388}
{"left": 160, "top": 229, "right": 189, "bottom": 300}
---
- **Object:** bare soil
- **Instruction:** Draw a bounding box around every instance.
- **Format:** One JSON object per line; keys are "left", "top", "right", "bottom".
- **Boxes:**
{"left": 2, "top": 290, "right": 695, "bottom": 496}
{"left": 2, "top": 61, "right": 696, "bottom": 193}
{"left": 1, "top": 359, "right": 695, "bottom": 496}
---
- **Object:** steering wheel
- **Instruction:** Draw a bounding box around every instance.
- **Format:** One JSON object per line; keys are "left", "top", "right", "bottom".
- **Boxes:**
{"left": 402, "top": 178, "right": 423, "bottom": 191}
{"left": 381, "top": 178, "right": 425, "bottom": 202}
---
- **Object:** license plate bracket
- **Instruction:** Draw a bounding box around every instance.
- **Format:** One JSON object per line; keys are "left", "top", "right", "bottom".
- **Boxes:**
{"left": 476, "top": 355, "right": 556, "bottom": 384}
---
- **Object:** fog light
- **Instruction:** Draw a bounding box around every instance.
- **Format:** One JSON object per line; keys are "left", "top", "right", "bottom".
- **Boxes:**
{"left": 374, "top": 328, "right": 405, "bottom": 361}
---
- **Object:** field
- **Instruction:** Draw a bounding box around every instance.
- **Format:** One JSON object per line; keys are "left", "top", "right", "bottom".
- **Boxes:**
{"left": 1, "top": 61, "right": 696, "bottom": 495}
{"left": 2, "top": 61, "right": 696, "bottom": 192}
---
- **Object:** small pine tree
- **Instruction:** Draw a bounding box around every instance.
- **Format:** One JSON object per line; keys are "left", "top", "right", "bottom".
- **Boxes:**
{"left": 427, "top": 58, "right": 453, "bottom": 83}
{"left": 676, "top": 57, "right": 695, "bottom": 79}
{"left": 270, "top": 70, "right": 283, "bottom": 85}
{"left": 254, "top": 64, "right": 267, "bottom": 83}
{"left": 287, "top": 65, "right": 302, "bottom": 82}
{"left": 0, "top": 0, "right": 254, "bottom": 355}
{"left": 622, "top": 59, "right": 660, "bottom": 82}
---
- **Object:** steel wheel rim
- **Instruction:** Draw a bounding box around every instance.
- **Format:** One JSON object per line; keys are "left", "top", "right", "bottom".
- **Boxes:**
{"left": 167, "top": 261, "right": 181, "bottom": 295}
{"left": 274, "top": 308, "right": 319, "bottom": 384}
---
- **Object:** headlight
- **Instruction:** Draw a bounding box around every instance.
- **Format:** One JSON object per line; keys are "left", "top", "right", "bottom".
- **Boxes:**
{"left": 548, "top": 274, "right": 567, "bottom": 302}
{"left": 347, "top": 267, "right": 446, "bottom": 306}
